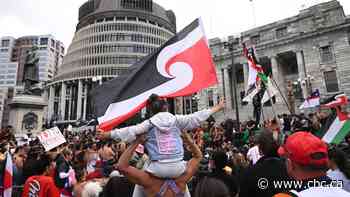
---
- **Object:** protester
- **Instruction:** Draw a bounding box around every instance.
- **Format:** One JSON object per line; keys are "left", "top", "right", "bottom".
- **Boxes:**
{"left": 328, "top": 147, "right": 350, "bottom": 192}
{"left": 116, "top": 132, "right": 202, "bottom": 197}
{"left": 55, "top": 148, "right": 76, "bottom": 196}
{"left": 208, "top": 150, "right": 238, "bottom": 196}
{"left": 194, "top": 177, "right": 231, "bottom": 197}
{"left": 239, "top": 128, "right": 292, "bottom": 197}
{"left": 246, "top": 136, "right": 261, "bottom": 165}
{"left": 276, "top": 132, "right": 350, "bottom": 196}
{"left": 99, "top": 94, "right": 225, "bottom": 196}
{"left": 22, "top": 154, "right": 60, "bottom": 197}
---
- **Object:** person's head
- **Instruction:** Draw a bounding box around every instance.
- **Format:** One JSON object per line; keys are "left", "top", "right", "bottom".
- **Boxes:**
{"left": 147, "top": 94, "right": 167, "bottom": 115}
{"left": 278, "top": 132, "right": 329, "bottom": 181}
{"left": 257, "top": 128, "right": 279, "bottom": 157}
{"left": 328, "top": 147, "right": 350, "bottom": 179}
{"left": 36, "top": 154, "right": 52, "bottom": 175}
{"left": 101, "top": 177, "right": 134, "bottom": 197}
{"left": 13, "top": 152, "right": 25, "bottom": 169}
{"left": 194, "top": 177, "right": 231, "bottom": 197}
{"left": 62, "top": 148, "right": 73, "bottom": 161}
{"left": 212, "top": 151, "right": 228, "bottom": 172}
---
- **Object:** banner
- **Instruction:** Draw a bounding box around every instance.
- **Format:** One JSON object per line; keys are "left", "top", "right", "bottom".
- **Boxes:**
{"left": 37, "top": 127, "right": 66, "bottom": 151}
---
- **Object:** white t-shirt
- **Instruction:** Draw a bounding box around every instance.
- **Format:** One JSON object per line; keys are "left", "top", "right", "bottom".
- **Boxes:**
{"left": 327, "top": 169, "right": 350, "bottom": 192}
{"left": 291, "top": 187, "right": 350, "bottom": 197}
{"left": 247, "top": 145, "right": 261, "bottom": 165}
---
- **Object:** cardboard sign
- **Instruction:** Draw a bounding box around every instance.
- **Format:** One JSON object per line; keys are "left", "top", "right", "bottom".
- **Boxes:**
{"left": 37, "top": 127, "right": 66, "bottom": 151}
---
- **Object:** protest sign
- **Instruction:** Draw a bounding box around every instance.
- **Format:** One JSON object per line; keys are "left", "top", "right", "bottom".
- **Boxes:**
{"left": 37, "top": 127, "right": 66, "bottom": 151}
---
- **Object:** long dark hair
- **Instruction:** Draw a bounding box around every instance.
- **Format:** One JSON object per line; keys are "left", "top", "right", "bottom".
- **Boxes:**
{"left": 329, "top": 147, "right": 350, "bottom": 179}
{"left": 147, "top": 94, "right": 167, "bottom": 116}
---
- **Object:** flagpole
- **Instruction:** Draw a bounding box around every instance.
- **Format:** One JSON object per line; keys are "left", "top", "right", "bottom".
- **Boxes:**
{"left": 265, "top": 84, "right": 278, "bottom": 120}
{"left": 271, "top": 77, "right": 293, "bottom": 114}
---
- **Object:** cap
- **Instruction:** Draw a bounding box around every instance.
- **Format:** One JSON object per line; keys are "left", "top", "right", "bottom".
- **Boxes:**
{"left": 278, "top": 132, "right": 328, "bottom": 166}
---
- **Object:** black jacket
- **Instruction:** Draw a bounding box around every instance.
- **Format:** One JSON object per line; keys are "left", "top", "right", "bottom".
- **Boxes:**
{"left": 238, "top": 156, "right": 293, "bottom": 197}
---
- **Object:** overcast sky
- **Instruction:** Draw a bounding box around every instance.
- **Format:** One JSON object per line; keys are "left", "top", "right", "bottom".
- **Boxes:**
{"left": 1, "top": 0, "right": 350, "bottom": 49}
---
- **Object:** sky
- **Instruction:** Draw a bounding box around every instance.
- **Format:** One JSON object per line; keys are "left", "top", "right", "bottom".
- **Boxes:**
{"left": 1, "top": 0, "right": 350, "bottom": 49}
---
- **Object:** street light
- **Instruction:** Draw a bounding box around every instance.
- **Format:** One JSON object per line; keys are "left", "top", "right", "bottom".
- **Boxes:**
{"left": 223, "top": 39, "right": 240, "bottom": 129}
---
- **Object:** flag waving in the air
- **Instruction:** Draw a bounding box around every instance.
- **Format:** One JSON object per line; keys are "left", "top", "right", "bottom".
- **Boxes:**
{"left": 242, "top": 44, "right": 277, "bottom": 103}
{"left": 91, "top": 18, "right": 217, "bottom": 131}
{"left": 321, "top": 94, "right": 350, "bottom": 144}
{"left": 3, "top": 151, "right": 13, "bottom": 197}
{"left": 299, "top": 89, "right": 320, "bottom": 109}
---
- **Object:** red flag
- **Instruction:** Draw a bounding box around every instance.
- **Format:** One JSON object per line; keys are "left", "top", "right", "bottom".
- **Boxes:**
{"left": 3, "top": 152, "right": 13, "bottom": 197}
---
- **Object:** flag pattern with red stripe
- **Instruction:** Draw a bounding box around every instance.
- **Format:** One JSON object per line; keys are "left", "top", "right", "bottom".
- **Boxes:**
{"left": 91, "top": 18, "right": 217, "bottom": 131}
{"left": 3, "top": 152, "right": 12, "bottom": 197}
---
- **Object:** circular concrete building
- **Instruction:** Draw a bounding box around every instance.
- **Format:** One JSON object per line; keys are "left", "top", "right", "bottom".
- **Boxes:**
{"left": 47, "top": 0, "right": 176, "bottom": 123}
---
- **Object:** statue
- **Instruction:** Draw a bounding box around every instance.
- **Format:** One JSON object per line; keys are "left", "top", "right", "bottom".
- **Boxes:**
{"left": 22, "top": 46, "right": 41, "bottom": 95}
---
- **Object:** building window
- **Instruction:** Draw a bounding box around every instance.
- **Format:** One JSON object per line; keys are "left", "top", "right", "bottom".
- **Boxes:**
{"left": 250, "top": 35, "right": 260, "bottom": 45}
{"left": 1, "top": 40, "right": 10, "bottom": 47}
{"left": 324, "top": 70, "right": 339, "bottom": 92}
{"left": 40, "top": 38, "right": 48, "bottom": 45}
{"left": 320, "top": 45, "right": 334, "bottom": 63}
{"left": 276, "top": 27, "right": 287, "bottom": 39}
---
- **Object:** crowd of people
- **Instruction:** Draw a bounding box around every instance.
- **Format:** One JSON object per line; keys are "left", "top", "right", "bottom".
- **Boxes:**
{"left": 0, "top": 95, "right": 350, "bottom": 197}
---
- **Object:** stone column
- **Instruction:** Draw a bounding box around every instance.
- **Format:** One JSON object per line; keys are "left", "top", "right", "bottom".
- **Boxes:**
{"left": 296, "top": 50, "right": 308, "bottom": 99}
{"left": 60, "top": 82, "right": 66, "bottom": 120}
{"left": 270, "top": 55, "right": 284, "bottom": 103}
{"left": 223, "top": 67, "right": 232, "bottom": 109}
{"left": 67, "top": 85, "right": 72, "bottom": 120}
{"left": 48, "top": 85, "right": 55, "bottom": 121}
{"left": 213, "top": 89, "right": 218, "bottom": 105}
{"left": 174, "top": 97, "right": 184, "bottom": 114}
{"left": 83, "top": 83, "right": 88, "bottom": 120}
{"left": 76, "top": 80, "right": 83, "bottom": 120}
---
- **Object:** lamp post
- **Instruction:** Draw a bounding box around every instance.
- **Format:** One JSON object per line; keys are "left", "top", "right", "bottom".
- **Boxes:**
{"left": 224, "top": 40, "right": 240, "bottom": 129}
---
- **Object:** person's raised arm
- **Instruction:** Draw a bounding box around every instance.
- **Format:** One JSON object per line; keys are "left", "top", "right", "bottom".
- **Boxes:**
{"left": 178, "top": 132, "right": 202, "bottom": 182}
{"left": 116, "top": 135, "right": 151, "bottom": 187}
{"left": 98, "top": 119, "right": 151, "bottom": 143}
{"left": 176, "top": 98, "right": 225, "bottom": 131}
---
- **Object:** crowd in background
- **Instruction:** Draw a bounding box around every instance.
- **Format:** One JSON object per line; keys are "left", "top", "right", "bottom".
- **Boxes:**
{"left": 0, "top": 109, "right": 350, "bottom": 197}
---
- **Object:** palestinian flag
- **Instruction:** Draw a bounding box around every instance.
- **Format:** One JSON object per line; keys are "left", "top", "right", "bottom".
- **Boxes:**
{"left": 321, "top": 115, "right": 350, "bottom": 144}
{"left": 242, "top": 44, "right": 269, "bottom": 102}
{"left": 320, "top": 94, "right": 350, "bottom": 144}
{"left": 91, "top": 18, "right": 218, "bottom": 131}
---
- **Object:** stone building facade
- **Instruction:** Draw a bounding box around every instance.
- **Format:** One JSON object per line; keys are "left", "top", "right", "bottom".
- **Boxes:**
{"left": 198, "top": 0, "right": 350, "bottom": 121}
{"left": 46, "top": 0, "right": 176, "bottom": 123}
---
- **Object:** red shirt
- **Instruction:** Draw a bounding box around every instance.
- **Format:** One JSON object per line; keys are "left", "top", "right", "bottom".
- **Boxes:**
{"left": 22, "top": 175, "right": 60, "bottom": 197}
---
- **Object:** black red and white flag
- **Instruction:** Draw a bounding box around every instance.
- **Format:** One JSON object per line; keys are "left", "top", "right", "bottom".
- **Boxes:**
{"left": 91, "top": 18, "right": 217, "bottom": 131}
